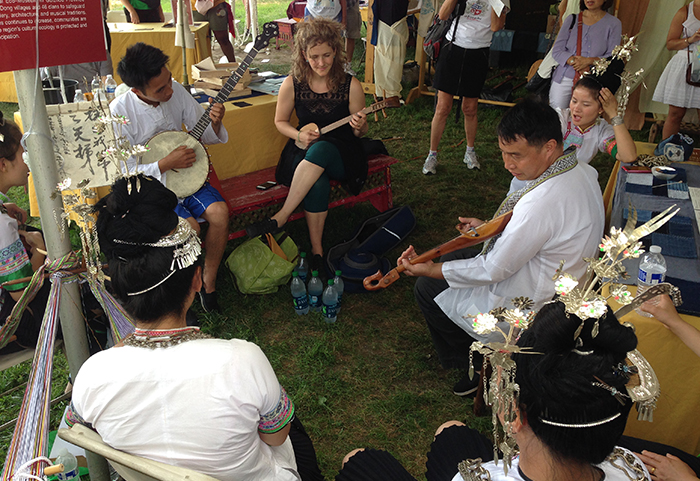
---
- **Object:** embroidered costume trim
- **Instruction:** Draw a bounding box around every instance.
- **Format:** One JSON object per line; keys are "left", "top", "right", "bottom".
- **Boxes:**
{"left": 258, "top": 387, "right": 295, "bottom": 434}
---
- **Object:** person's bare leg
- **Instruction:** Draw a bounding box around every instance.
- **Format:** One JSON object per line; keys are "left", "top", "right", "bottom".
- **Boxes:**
{"left": 214, "top": 30, "right": 236, "bottom": 62}
{"left": 199, "top": 201, "right": 229, "bottom": 293}
{"left": 305, "top": 210, "right": 328, "bottom": 256}
{"left": 462, "top": 97, "right": 478, "bottom": 148}
{"left": 663, "top": 105, "right": 686, "bottom": 140}
{"left": 271, "top": 160, "right": 325, "bottom": 227}
{"left": 185, "top": 216, "right": 201, "bottom": 235}
{"left": 430, "top": 90, "right": 454, "bottom": 151}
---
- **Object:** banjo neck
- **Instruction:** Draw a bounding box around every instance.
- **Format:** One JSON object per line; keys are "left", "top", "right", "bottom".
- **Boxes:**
{"left": 188, "top": 48, "right": 260, "bottom": 141}
{"left": 188, "top": 22, "right": 278, "bottom": 141}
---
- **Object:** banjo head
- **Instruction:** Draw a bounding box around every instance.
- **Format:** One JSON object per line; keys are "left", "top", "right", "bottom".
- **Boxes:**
{"left": 141, "top": 131, "right": 209, "bottom": 198}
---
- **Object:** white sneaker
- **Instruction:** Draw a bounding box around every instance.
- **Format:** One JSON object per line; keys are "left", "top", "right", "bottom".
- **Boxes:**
{"left": 464, "top": 150, "right": 481, "bottom": 170}
{"left": 422, "top": 153, "right": 438, "bottom": 175}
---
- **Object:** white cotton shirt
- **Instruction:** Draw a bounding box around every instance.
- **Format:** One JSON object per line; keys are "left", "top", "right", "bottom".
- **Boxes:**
{"left": 449, "top": 448, "right": 651, "bottom": 481}
{"left": 109, "top": 80, "right": 228, "bottom": 186}
{"left": 446, "top": 0, "right": 494, "bottom": 49}
{"left": 436, "top": 160, "right": 604, "bottom": 343}
{"left": 72, "top": 338, "right": 299, "bottom": 481}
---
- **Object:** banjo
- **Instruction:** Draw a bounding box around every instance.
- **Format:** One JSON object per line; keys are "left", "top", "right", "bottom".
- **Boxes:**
{"left": 140, "top": 22, "right": 279, "bottom": 198}
{"left": 295, "top": 96, "right": 401, "bottom": 149}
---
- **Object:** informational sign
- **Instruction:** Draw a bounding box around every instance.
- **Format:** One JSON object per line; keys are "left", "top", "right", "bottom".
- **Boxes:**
{"left": 46, "top": 101, "right": 119, "bottom": 189}
{"left": 0, "top": 0, "right": 106, "bottom": 72}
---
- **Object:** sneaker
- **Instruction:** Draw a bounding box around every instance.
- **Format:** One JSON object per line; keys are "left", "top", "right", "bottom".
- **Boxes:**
{"left": 463, "top": 150, "right": 481, "bottom": 170}
{"left": 199, "top": 288, "right": 220, "bottom": 313}
{"left": 453, "top": 371, "right": 480, "bottom": 397}
{"left": 422, "top": 153, "right": 438, "bottom": 175}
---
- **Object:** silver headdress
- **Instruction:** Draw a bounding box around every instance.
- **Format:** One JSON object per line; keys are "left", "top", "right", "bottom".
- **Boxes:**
{"left": 113, "top": 217, "right": 202, "bottom": 296}
{"left": 464, "top": 205, "right": 677, "bottom": 475}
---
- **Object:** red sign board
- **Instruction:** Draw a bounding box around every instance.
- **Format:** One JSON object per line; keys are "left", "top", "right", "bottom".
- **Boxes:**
{"left": 0, "top": 0, "right": 107, "bottom": 73}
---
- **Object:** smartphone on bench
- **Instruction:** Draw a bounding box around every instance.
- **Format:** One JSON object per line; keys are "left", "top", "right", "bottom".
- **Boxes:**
{"left": 622, "top": 165, "right": 652, "bottom": 174}
{"left": 256, "top": 181, "right": 277, "bottom": 190}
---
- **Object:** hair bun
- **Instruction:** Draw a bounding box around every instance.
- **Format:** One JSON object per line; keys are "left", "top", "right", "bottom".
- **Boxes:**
{"left": 521, "top": 301, "right": 636, "bottom": 357}
{"left": 96, "top": 174, "right": 179, "bottom": 258}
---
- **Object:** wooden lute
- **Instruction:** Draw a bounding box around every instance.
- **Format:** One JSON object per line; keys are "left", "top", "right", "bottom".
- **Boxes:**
{"left": 295, "top": 96, "right": 401, "bottom": 149}
{"left": 363, "top": 211, "right": 513, "bottom": 291}
{"left": 139, "top": 22, "right": 279, "bottom": 198}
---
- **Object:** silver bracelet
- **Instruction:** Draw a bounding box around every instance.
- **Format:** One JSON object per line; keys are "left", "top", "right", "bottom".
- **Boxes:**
{"left": 610, "top": 115, "right": 624, "bottom": 127}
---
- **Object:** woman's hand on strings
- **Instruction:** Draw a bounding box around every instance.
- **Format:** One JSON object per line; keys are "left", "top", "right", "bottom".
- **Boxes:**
{"left": 350, "top": 111, "right": 368, "bottom": 137}
{"left": 298, "top": 129, "right": 320, "bottom": 149}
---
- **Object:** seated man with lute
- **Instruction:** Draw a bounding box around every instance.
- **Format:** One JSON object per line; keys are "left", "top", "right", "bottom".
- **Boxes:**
{"left": 110, "top": 43, "right": 229, "bottom": 312}
{"left": 398, "top": 97, "right": 605, "bottom": 397}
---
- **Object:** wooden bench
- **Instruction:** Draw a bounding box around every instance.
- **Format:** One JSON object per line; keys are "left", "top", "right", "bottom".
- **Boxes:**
{"left": 212, "top": 154, "right": 399, "bottom": 240}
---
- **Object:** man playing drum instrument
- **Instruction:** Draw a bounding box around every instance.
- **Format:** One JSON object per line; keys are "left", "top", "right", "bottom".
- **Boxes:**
{"left": 111, "top": 43, "right": 229, "bottom": 312}
{"left": 397, "top": 98, "right": 605, "bottom": 397}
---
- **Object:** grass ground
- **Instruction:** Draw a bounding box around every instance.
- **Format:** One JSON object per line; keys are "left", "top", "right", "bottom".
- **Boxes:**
{"left": 0, "top": 2, "right": 665, "bottom": 478}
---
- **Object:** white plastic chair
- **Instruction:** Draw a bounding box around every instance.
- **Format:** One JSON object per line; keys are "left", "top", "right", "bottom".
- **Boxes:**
{"left": 57, "top": 424, "right": 220, "bottom": 481}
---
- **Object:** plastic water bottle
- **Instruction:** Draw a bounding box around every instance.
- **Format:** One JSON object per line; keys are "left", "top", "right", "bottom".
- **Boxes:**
{"left": 635, "top": 245, "right": 666, "bottom": 317}
{"left": 55, "top": 448, "right": 81, "bottom": 481}
{"left": 307, "top": 270, "right": 323, "bottom": 312}
{"left": 296, "top": 252, "right": 309, "bottom": 283}
{"left": 290, "top": 271, "right": 309, "bottom": 315}
{"left": 73, "top": 89, "right": 83, "bottom": 103}
{"left": 104, "top": 74, "right": 117, "bottom": 101}
{"left": 91, "top": 75, "right": 104, "bottom": 102}
{"left": 333, "top": 270, "right": 344, "bottom": 313}
{"left": 322, "top": 279, "right": 338, "bottom": 323}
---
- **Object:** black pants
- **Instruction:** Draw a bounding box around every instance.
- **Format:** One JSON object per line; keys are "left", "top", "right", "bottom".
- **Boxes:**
{"left": 334, "top": 425, "right": 491, "bottom": 481}
{"left": 289, "top": 416, "right": 325, "bottom": 481}
{"left": 414, "top": 248, "right": 482, "bottom": 370}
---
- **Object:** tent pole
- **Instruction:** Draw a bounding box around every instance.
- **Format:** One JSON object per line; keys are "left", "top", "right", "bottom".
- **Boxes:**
{"left": 179, "top": 0, "right": 189, "bottom": 86}
{"left": 13, "top": 69, "right": 110, "bottom": 481}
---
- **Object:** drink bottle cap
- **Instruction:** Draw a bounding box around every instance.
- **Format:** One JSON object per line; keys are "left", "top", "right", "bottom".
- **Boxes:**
{"left": 292, "top": 271, "right": 298, "bottom": 277}
{"left": 311, "top": 270, "right": 318, "bottom": 276}
{"left": 300, "top": 252, "right": 307, "bottom": 257}
{"left": 335, "top": 270, "right": 342, "bottom": 275}
{"left": 328, "top": 279, "right": 334, "bottom": 285}
{"left": 649, "top": 245, "right": 662, "bottom": 254}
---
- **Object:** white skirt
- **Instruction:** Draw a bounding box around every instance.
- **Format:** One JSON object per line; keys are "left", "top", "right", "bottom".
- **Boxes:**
{"left": 653, "top": 50, "right": 700, "bottom": 109}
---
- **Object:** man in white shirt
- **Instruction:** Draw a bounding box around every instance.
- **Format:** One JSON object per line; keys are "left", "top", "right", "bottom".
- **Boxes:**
{"left": 398, "top": 98, "right": 605, "bottom": 396}
{"left": 111, "top": 43, "right": 229, "bottom": 312}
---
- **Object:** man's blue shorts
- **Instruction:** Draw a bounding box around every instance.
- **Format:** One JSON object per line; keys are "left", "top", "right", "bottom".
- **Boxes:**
{"left": 174, "top": 182, "right": 225, "bottom": 220}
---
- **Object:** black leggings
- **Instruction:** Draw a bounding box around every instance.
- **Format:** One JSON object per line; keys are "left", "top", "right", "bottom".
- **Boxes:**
{"left": 289, "top": 416, "right": 325, "bottom": 481}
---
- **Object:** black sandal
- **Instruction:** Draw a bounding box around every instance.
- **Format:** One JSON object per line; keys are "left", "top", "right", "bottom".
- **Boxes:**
{"left": 245, "top": 218, "right": 281, "bottom": 238}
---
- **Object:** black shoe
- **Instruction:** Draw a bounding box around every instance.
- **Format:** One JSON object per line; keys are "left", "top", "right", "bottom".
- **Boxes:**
{"left": 246, "top": 218, "right": 281, "bottom": 238}
{"left": 310, "top": 254, "right": 327, "bottom": 282}
{"left": 453, "top": 372, "right": 480, "bottom": 397}
{"left": 199, "top": 289, "right": 220, "bottom": 313}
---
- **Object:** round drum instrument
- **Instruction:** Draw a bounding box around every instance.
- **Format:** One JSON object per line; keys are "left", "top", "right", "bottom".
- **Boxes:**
{"left": 140, "top": 131, "right": 209, "bottom": 198}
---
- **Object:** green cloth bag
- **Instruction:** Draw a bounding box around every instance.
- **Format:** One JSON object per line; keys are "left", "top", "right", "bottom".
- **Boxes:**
{"left": 226, "top": 233, "right": 299, "bottom": 294}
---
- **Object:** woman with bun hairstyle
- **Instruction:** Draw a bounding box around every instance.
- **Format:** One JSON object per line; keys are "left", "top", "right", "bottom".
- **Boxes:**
{"left": 0, "top": 112, "right": 50, "bottom": 354}
{"left": 335, "top": 301, "right": 657, "bottom": 480}
{"left": 67, "top": 174, "right": 323, "bottom": 481}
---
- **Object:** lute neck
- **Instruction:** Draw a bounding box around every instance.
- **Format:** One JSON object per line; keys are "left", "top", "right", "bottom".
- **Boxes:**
{"left": 189, "top": 48, "right": 259, "bottom": 140}
{"left": 319, "top": 102, "right": 385, "bottom": 135}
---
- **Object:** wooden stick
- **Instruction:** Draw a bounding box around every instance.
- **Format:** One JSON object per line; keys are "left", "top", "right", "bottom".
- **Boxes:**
{"left": 44, "top": 464, "right": 65, "bottom": 476}
{"left": 372, "top": 93, "right": 380, "bottom": 122}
